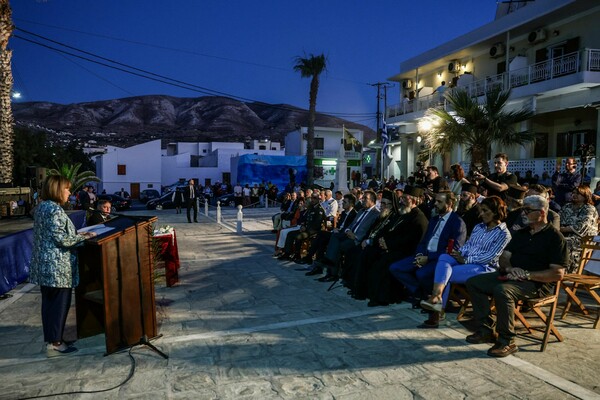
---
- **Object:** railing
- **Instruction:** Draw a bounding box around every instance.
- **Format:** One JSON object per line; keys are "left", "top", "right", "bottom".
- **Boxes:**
{"left": 387, "top": 49, "right": 599, "bottom": 118}
{"left": 589, "top": 49, "right": 600, "bottom": 71}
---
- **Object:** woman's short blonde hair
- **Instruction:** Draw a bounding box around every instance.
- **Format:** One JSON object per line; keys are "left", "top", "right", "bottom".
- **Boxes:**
{"left": 41, "top": 175, "right": 71, "bottom": 203}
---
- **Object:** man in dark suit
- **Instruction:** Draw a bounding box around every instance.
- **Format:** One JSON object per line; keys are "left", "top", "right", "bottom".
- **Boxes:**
{"left": 87, "top": 199, "right": 112, "bottom": 226}
{"left": 389, "top": 191, "right": 467, "bottom": 310}
{"left": 352, "top": 186, "right": 429, "bottom": 306}
{"left": 302, "top": 193, "right": 358, "bottom": 271}
{"left": 457, "top": 183, "right": 482, "bottom": 236}
{"left": 79, "top": 186, "right": 91, "bottom": 211}
{"left": 184, "top": 179, "right": 199, "bottom": 223}
{"left": 316, "top": 190, "right": 380, "bottom": 282}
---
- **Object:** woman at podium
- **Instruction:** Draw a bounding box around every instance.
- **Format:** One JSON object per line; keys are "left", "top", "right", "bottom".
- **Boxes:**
{"left": 29, "top": 176, "right": 97, "bottom": 357}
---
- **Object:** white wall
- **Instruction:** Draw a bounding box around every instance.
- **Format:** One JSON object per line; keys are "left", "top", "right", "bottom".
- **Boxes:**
{"left": 96, "top": 140, "right": 162, "bottom": 194}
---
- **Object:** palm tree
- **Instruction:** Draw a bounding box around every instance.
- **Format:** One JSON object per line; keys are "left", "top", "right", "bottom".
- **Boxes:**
{"left": 294, "top": 53, "right": 327, "bottom": 186}
{"left": 47, "top": 162, "right": 100, "bottom": 193}
{"left": 419, "top": 87, "right": 534, "bottom": 173}
{"left": 0, "top": 0, "right": 14, "bottom": 186}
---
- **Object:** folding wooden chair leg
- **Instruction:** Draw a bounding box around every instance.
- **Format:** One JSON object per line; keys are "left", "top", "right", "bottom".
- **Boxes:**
{"left": 561, "top": 284, "right": 590, "bottom": 319}
{"left": 515, "top": 282, "right": 562, "bottom": 352}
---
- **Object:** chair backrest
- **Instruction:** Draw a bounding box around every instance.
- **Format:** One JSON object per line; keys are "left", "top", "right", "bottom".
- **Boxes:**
{"left": 576, "top": 236, "right": 600, "bottom": 276}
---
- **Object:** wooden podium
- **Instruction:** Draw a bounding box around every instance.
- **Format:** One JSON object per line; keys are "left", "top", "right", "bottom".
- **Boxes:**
{"left": 75, "top": 215, "right": 158, "bottom": 355}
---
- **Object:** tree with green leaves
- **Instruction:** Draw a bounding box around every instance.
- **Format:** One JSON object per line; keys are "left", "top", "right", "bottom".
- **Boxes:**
{"left": 47, "top": 162, "right": 100, "bottom": 193}
{"left": 294, "top": 53, "right": 327, "bottom": 186}
{"left": 419, "top": 87, "right": 534, "bottom": 173}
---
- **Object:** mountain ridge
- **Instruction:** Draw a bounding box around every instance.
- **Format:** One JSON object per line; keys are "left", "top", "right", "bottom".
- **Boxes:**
{"left": 13, "top": 95, "right": 376, "bottom": 147}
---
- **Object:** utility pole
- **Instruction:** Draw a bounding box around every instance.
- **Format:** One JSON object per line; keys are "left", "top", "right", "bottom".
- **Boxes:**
{"left": 370, "top": 82, "right": 393, "bottom": 181}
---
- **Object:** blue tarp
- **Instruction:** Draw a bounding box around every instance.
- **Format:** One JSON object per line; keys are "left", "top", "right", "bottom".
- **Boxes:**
{"left": 236, "top": 154, "right": 307, "bottom": 190}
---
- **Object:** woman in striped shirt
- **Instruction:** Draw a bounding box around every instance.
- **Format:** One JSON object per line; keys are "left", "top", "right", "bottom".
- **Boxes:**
{"left": 420, "top": 196, "right": 511, "bottom": 320}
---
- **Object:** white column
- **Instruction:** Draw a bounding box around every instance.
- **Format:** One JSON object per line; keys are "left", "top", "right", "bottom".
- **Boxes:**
{"left": 592, "top": 107, "right": 600, "bottom": 188}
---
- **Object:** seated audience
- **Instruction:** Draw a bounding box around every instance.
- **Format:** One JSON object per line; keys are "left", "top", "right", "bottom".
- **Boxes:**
{"left": 559, "top": 185, "right": 599, "bottom": 273}
{"left": 466, "top": 195, "right": 567, "bottom": 357}
{"left": 525, "top": 184, "right": 560, "bottom": 230}
{"left": 456, "top": 183, "right": 481, "bottom": 236}
{"left": 389, "top": 191, "right": 467, "bottom": 314}
{"left": 419, "top": 196, "right": 511, "bottom": 328}
{"left": 351, "top": 186, "right": 429, "bottom": 306}
{"left": 87, "top": 199, "right": 112, "bottom": 226}
{"left": 274, "top": 198, "right": 307, "bottom": 257}
{"left": 343, "top": 189, "right": 399, "bottom": 294}
{"left": 314, "top": 190, "right": 379, "bottom": 282}
{"left": 277, "top": 193, "right": 325, "bottom": 261}
{"left": 302, "top": 194, "right": 358, "bottom": 271}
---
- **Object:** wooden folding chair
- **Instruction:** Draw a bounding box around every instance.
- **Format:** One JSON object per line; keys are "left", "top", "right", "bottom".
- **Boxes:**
{"left": 560, "top": 236, "right": 600, "bottom": 328}
{"left": 514, "top": 281, "right": 563, "bottom": 352}
{"left": 449, "top": 283, "right": 472, "bottom": 321}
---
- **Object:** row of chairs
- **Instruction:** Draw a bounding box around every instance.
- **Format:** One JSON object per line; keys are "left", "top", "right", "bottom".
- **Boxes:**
{"left": 450, "top": 235, "right": 600, "bottom": 352}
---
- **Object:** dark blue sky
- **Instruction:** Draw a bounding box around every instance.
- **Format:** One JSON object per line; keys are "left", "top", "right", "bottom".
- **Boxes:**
{"left": 11, "top": 1, "right": 498, "bottom": 129}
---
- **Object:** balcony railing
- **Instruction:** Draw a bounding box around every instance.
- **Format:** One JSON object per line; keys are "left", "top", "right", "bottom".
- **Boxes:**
{"left": 387, "top": 48, "right": 600, "bottom": 118}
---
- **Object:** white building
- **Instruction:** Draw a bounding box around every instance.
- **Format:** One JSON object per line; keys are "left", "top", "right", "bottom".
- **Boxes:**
{"left": 95, "top": 139, "right": 284, "bottom": 197}
{"left": 285, "top": 126, "right": 364, "bottom": 188}
{"left": 385, "top": 0, "right": 600, "bottom": 180}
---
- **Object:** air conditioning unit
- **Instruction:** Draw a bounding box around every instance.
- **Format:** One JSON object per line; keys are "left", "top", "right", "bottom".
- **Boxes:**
{"left": 448, "top": 60, "right": 461, "bottom": 73}
{"left": 402, "top": 79, "right": 413, "bottom": 89}
{"left": 489, "top": 43, "right": 506, "bottom": 58}
{"left": 528, "top": 29, "right": 547, "bottom": 44}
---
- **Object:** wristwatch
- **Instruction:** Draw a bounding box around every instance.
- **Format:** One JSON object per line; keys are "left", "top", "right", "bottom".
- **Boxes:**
{"left": 524, "top": 270, "right": 531, "bottom": 280}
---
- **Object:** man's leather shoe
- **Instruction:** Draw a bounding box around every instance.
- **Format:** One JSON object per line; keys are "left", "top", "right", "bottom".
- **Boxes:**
{"left": 417, "top": 320, "right": 439, "bottom": 329}
{"left": 466, "top": 331, "right": 497, "bottom": 344}
{"left": 295, "top": 257, "right": 311, "bottom": 265}
{"left": 305, "top": 267, "right": 323, "bottom": 276}
{"left": 317, "top": 275, "right": 336, "bottom": 282}
{"left": 487, "top": 342, "right": 518, "bottom": 357}
{"left": 277, "top": 253, "right": 291, "bottom": 261}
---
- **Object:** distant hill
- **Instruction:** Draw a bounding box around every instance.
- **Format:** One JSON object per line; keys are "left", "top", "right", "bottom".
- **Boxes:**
{"left": 13, "top": 95, "right": 376, "bottom": 147}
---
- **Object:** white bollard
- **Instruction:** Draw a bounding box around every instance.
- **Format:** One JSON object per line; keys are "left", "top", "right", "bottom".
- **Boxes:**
{"left": 204, "top": 198, "right": 209, "bottom": 216}
{"left": 236, "top": 205, "right": 243, "bottom": 233}
{"left": 264, "top": 193, "right": 268, "bottom": 209}
{"left": 216, "top": 201, "right": 222, "bottom": 224}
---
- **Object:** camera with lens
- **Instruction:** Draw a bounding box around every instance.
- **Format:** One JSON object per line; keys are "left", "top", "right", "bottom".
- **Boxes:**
{"left": 469, "top": 163, "right": 487, "bottom": 179}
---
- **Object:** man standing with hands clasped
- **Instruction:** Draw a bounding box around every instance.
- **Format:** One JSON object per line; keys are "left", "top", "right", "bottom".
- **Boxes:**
{"left": 552, "top": 157, "right": 581, "bottom": 206}
{"left": 465, "top": 195, "right": 568, "bottom": 357}
{"left": 185, "top": 179, "right": 199, "bottom": 223}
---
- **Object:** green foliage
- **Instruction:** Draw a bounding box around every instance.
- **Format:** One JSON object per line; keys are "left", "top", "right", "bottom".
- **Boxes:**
{"left": 293, "top": 53, "right": 327, "bottom": 186}
{"left": 419, "top": 87, "right": 535, "bottom": 171}
{"left": 47, "top": 162, "right": 100, "bottom": 193}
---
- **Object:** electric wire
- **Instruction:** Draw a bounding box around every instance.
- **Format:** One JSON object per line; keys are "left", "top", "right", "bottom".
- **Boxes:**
{"left": 16, "top": 346, "right": 139, "bottom": 400}
{"left": 13, "top": 27, "right": 376, "bottom": 118}
{"left": 14, "top": 18, "right": 371, "bottom": 86}
{"left": 57, "top": 53, "right": 136, "bottom": 96}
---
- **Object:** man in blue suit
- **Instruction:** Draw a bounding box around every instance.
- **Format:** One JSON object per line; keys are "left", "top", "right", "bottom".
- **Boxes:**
{"left": 389, "top": 191, "right": 467, "bottom": 313}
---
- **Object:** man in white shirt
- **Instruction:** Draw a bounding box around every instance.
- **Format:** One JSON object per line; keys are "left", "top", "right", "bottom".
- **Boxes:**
{"left": 321, "top": 189, "right": 338, "bottom": 228}
{"left": 389, "top": 191, "right": 467, "bottom": 304}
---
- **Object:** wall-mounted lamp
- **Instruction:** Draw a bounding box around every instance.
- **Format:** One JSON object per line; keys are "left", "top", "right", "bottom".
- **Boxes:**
{"left": 437, "top": 72, "right": 442, "bottom": 78}
{"left": 416, "top": 135, "right": 422, "bottom": 143}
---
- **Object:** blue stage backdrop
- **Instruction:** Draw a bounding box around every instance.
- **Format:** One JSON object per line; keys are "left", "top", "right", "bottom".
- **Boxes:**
{"left": 0, "top": 211, "right": 87, "bottom": 296}
{"left": 234, "top": 155, "right": 307, "bottom": 190}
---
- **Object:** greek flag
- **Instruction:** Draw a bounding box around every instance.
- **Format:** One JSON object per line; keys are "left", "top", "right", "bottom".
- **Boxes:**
{"left": 381, "top": 116, "right": 389, "bottom": 157}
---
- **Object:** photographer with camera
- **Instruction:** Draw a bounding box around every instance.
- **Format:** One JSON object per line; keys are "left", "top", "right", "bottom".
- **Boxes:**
{"left": 471, "top": 153, "right": 517, "bottom": 201}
